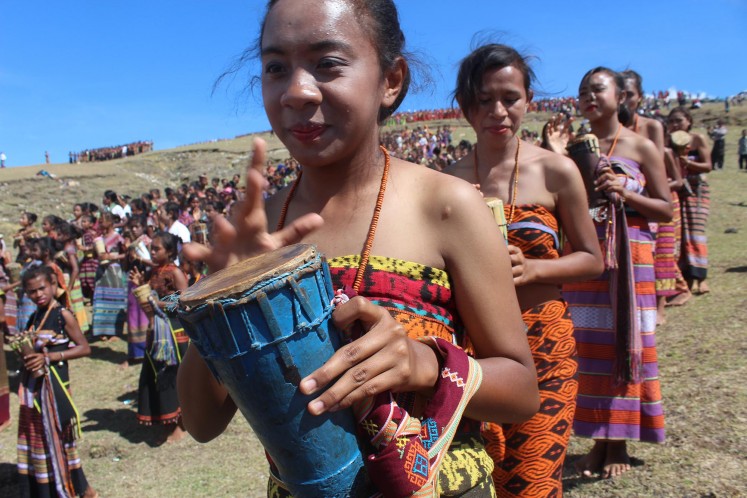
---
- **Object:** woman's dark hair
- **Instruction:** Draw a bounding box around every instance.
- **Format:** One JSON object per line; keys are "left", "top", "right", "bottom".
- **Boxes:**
{"left": 668, "top": 106, "right": 693, "bottom": 131}
{"left": 452, "top": 44, "right": 536, "bottom": 118}
{"left": 153, "top": 231, "right": 180, "bottom": 261}
{"left": 162, "top": 202, "right": 181, "bottom": 222}
{"left": 99, "top": 212, "right": 115, "bottom": 225}
{"left": 253, "top": 0, "right": 411, "bottom": 122}
{"left": 580, "top": 66, "right": 629, "bottom": 123}
{"left": 187, "top": 194, "right": 200, "bottom": 208}
{"left": 56, "top": 222, "right": 83, "bottom": 241}
{"left": 43, "top": 214, "right": 65, "bottom": 228}
{"left": 28, "top": 237, "right": 54, "bottom": 260}
{"left": 81, "top": 202, "right": 99, "bottom": 214}
{"left": 22, "top": 264, "right": 55, "bottom": 288}
{"left": 129, "top": 215, "right": 148, "bottom": 230}
{"left": 206, "top": 200, "right": 226, "bottom": 213}
{"left": 103, "top": 190, "right": 118, "bottom": 203}
{"left": 621, "top": 69, "right": 643, "bottom": 97}
{"left": 23, "top": 212, "right": 38, "bottom": 224}
{"left": 130, "top": 198, "right": 147, "bottom": 213}
{"left": 580, "top": 66, "right": 625, "bottom": 95}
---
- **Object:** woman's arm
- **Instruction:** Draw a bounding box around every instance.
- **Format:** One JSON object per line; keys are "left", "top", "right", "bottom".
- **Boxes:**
{"left": 664, "top": 149, "right": 684, "bottom": 191}
{"left": 177, "top": 346, "right": 238, "bottom": 442}
{"left": 682, "top": 133, "right": 712, "bottom": 173}
{"left": 596, "top": 138, "right": 673, "bottom": 222}
{"left": 49, "top": 308, "right": 91, "bottom": 362}
{"left": 441, "top": 180, "right": 539, "bottom": 423}
{"left": 68, "top": 249, "right": 80, "bottom": 290}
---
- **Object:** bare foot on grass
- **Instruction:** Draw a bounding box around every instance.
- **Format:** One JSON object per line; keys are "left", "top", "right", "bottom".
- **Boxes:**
{"left": 575, "top": 440, "right": 606, "bottom": 478}
{"left": 666, "top": 290, "right": 692, "bottom": 307}
{"left": 165, "top": 423, "right": 187, "bottom": 444}
{"left": 697, "top": 280, "right": 710, "bottom": 294}
{"left": 602, "top": 441, "right": 631, "bottom": 479}
{"left": 83, "top": 485, "right": 99, "bottom": 498}
{"left": 656, "top": 297, "right": 667, "bottom": 326}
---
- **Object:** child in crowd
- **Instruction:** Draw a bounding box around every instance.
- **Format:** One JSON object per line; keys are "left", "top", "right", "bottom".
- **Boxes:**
{"left": 16, "top": 265, "right": 97, "bottom": 497}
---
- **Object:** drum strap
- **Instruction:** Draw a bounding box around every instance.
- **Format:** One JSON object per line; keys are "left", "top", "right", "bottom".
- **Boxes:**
{"left": 354, "top": 337, "right": 482, "bottom": 496}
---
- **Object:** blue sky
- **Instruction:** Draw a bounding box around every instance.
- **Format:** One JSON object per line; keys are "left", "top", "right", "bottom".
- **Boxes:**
{"left": 1, "top": 0, "right": 745, "bottom": 167}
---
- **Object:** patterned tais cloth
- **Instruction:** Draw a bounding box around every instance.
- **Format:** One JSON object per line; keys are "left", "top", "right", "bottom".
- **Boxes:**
{"left": 482, "top": 205, "right": 577, "bottom": 498}
{"left": 563, "top": 157, "right": 665, "bottom": 444}
{"left": 268, "top": 255, "right": 496, "bottom": 497}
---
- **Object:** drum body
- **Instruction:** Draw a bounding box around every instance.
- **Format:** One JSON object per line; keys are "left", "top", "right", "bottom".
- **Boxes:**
{"left": 177, "top": 245, "right": 368, "bottom": 497}
{"left": 567, "top": 133, "right": 607, "bottom": 208}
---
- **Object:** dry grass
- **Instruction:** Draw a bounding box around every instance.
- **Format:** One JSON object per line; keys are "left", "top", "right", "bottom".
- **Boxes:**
{"left": 1, "top": 103, "right": 746, "bottom": 497}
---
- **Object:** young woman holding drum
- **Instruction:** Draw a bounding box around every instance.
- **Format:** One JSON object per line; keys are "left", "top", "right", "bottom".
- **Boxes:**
{"left": 444, "top": 44, "right": 603, "bottom": 497}
{"left": 548, "top": 67, "right": 672, "bottom": 479}
{"left": 178, "top": 0, "right": 539, "bottom": 495}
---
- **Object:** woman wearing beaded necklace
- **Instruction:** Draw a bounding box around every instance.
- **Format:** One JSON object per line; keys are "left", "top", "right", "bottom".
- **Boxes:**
{"left": 547, "top": 67, "right": 672, "bottom": 479}
{"left": 444, "top": 44, "right": 603, "bottom": 497}
{"left": 178, "top": 1, "right": 539, "bottom": 495}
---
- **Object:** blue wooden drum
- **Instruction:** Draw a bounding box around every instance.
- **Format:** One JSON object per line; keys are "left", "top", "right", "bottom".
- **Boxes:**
{"left": 177, "top": 244, "right": 368, "bottom": 497}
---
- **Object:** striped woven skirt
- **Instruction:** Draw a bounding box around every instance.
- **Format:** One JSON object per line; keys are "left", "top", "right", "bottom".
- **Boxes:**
{"left": 652, "top": 193, "right": 681, "bottom": 297}
{"left": 0, "top": 329, "right": 8, "bottom": 429}
{"left": 1, "top": 288, "right": 18, "bottom": 335}
{"left": 17, "top": 366, "right": 90, "bottom": 497}
{"left": 136, "top": 320, "right": 188, "bottom": 426}
{"left": 126, "top": 281, "right": 148, "bottom": 361}
{"left": 64, "top": 274, "right": 90, "bottom": 333}
{"left": 679, "top": 176, "right": 709, "bottom": 281}
{"left": 563, "top": 215, "right": 665, "bottom": 443}
{"left": 483, "top": 299, "right": 577, "bottom": 498}
{"left": 16, "top": 292, "right": 37, "bottom": 334}
{"left": 92, "top": 263, "right": 127, "bottom": 337}
{"left": 78, "top": 256, "right": 98, "bottom": 300}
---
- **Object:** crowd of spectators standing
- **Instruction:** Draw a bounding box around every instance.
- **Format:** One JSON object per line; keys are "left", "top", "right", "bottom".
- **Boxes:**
{"left": 70, "top": 141, "right": 154, "bottom": 163}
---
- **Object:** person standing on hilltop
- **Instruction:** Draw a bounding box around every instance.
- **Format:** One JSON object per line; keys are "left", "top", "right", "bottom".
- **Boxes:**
{"left": 708, "top": 119, "right": 727, "bottom": 170}
{"left": 1, "top": 151, "right": 6, "bottom": 168}
{"left": 44, "top": 151, "right": 50, "bottom": 164}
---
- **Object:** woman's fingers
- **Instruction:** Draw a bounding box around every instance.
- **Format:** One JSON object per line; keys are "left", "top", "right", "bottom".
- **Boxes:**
{"left": 272, "top": 213, "right": 324, "bottom": 247}
{"left": 300, "top": 298, "right": 410, "bottom": 414}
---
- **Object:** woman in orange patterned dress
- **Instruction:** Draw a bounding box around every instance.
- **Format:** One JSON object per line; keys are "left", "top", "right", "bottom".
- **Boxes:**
{"left": 445, "top": 44, "right": 603, "bottom": 497}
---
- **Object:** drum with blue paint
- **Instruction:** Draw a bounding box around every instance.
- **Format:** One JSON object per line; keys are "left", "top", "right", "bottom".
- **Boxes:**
{"left": 177, "top": 244, "right": 369, "bottom": 497}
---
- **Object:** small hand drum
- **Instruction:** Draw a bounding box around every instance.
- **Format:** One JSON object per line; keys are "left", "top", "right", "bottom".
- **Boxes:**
{"left": 177, "top": 244, "right": 368, "bottom": 497}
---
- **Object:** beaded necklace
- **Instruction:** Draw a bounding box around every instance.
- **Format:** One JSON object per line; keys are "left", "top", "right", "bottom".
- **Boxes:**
{"left": 606, "top": 124, "right": 622, "bottom": 157}
{"left": 277, "top": 145, "right": 391, "bottom": 293}
{"left": 473, "top": 136, "right": 521, "bottom": 225}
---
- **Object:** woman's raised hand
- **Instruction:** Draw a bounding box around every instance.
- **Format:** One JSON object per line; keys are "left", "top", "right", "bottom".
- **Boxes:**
{"left": 182, "top": 138, "right": 323, "bottom": 272}
{"left": 129, "top": 267, "right": 143, "bottom": 286}
{"left": 542, "top": 113, "right": 575, "bottom": 154}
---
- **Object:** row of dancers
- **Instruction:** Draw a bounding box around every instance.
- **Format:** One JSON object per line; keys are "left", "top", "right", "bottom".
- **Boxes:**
{"left": 1, "top": 2, "right": 717, "bottom": 495}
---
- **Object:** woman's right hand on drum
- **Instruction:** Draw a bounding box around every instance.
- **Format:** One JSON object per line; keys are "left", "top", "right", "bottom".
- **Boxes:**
{"left": 299, "top": 297, "right": 440, "bottom": 416}
{"left": 182, "top": 138, "right": 324, "bottom": 272}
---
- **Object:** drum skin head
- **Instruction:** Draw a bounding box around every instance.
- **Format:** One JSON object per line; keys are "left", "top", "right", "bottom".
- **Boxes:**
{"left": 180, "top": 244, "right": 318, "bottom": 306}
